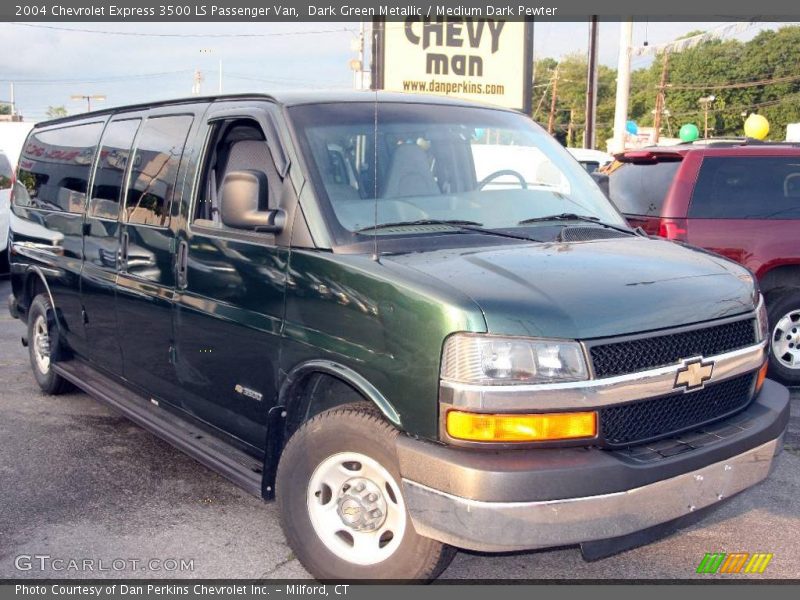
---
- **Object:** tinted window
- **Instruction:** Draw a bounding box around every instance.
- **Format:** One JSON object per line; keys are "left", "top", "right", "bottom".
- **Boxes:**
{"left": 0, "top": 153, "right": 12, "bottom": 190}
{"left": 90, "top": 119, "right": 141, "bottom": 220}
{"left": 125, "top": 115, "right": 193, "bottom": 227}
{"left": 15, "top": 122, "right": 103, "bottom": 212}
{"left": 689, "top": 156, "right": 800, "bottom": 219}
{"left": 608, "top": 160, "right": 681, "bottom": 216}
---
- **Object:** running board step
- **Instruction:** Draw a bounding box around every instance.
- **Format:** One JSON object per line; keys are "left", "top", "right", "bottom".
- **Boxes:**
{"left": 54, "top": 359, "right": 264, "bottom": 497}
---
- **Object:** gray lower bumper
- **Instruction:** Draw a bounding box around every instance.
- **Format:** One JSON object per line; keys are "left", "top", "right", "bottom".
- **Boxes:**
{"left": 403, "top": 437, "right": 780, "bottom": 553}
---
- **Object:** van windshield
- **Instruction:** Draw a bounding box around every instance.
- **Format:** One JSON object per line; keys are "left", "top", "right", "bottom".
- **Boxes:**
{"left": 289, "top": 102, "right": 624, "bottom": 245}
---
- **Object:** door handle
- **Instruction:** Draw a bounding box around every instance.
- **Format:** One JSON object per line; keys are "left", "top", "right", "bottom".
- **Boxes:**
{"left": 176, "top": 240, "right": 189, "bottom": 289}
{"left": 119, "top": 231, "right": 129, "bottom": 271}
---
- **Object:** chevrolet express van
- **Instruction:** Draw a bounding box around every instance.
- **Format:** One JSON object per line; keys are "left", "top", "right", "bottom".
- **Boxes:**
{"left": 7, "top": 93, "right": 789, "bottom": 580}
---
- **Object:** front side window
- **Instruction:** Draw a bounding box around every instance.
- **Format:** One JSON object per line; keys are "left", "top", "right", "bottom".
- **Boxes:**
{"left": 689, "top": 156, "right": 800, "bottom": 219}
{"left": 14, "top": 122, "right": 103, "bottom": 213}
{"left": 90, "top": 118, "right": 141, "bottom": 220}
{"left": 289, "top": 102, "right": 623, "bottom": 246}
{"left": 125, "top": 115, "right": 193, "bottom": 227}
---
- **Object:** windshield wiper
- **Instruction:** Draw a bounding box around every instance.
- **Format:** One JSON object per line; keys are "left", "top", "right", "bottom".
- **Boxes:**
{"left": 517, "top": 213, "right": 636, "bottom": 236}
{"left": 357, "top": 219, "right": 543, "bottom": 243}
{"left": 356, "top": 219, "right": 483, "bottom": 232}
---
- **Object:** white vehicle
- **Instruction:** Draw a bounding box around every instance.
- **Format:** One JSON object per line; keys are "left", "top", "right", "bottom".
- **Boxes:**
{"left": 567, "top": 147, "right": 614, "bottom": 173}
{"left": 0, "top": 151, "right": 13, "bottom": 272}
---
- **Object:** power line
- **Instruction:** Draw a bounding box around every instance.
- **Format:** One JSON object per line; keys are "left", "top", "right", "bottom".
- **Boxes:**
{"left": 1, "top": 70, "right": 191, "bottom": 85}
{"left": 7, "top": 22, "right": 356, "bottom": 38}
{"left": 668, "top": 73, "right": 800, "bottom": 91}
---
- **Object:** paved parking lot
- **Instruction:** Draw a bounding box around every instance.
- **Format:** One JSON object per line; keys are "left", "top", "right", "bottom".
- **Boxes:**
{"left": 1, "top": 277, "right": 799, "bottom": 580}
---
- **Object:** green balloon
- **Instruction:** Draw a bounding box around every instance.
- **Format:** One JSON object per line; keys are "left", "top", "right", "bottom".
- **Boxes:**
{"left": 679, "top": 123, "right": 699, "bottom": 142}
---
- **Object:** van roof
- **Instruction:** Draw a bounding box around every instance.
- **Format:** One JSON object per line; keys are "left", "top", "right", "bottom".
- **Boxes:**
{"left": 34, "top": 91, "right": 513, "bottom": 128}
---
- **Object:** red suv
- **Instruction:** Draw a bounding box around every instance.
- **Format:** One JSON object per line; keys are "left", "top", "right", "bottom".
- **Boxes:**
{"left": 606, "top": 141, "right": 800, "bottom": 385}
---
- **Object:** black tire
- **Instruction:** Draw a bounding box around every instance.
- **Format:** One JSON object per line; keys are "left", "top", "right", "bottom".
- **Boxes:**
{"left": 276, "top": 403, "right": 456, "bottom": 581}
{"left": 27, "top": 294, "right": 72, "bottom": 395}
{"left": 0, "top": 246, "right": 8, "bottom": 276}
{"left": 766, "top": 288, "right": 800, "bottom": 386}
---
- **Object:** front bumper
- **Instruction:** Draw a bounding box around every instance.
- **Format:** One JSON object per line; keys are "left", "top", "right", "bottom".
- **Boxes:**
{"left": 398, "top": 379, "right": 789, "bottom": 553}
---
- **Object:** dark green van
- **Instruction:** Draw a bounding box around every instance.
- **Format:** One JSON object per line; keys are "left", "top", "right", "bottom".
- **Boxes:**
{"left": 7, "top": 92, "right": 789, "bottom": 580}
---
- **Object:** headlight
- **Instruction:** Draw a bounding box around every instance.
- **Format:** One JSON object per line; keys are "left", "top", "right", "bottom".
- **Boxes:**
{"left": 441, "top": 334, "right": 589, "bottom": 385}
{"left": 756, "top": 293, "right": 769, "bottom": 343}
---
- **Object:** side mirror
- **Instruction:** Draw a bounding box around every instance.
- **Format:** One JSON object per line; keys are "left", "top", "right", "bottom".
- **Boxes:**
{"left": 219, "top": 170, "right": 285, "bottom": 233}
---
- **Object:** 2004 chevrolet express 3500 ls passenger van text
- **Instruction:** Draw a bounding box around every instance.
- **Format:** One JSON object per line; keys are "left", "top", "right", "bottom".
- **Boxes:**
{"left": 6, "top": 92, "right": 790, "bottom": 580}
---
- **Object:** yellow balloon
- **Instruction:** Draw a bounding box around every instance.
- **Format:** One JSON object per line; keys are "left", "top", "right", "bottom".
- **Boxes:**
{"left": 744, "top": 113, "right": 769, "bottom": 140}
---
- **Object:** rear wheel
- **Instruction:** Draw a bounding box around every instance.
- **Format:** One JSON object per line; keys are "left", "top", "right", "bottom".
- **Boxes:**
{"left": 276, "top": 403, "right": 455, "bottom": 581}
{"left": 27, "top": 294, "right": 72, "bottom": 395}
{"left": 767, "top": 289, "right": 800, "bottom": 386}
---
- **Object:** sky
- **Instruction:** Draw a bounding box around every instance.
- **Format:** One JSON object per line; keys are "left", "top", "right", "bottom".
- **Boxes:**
{"left": 0, "top": 20, "right": 791, "bottom": 122}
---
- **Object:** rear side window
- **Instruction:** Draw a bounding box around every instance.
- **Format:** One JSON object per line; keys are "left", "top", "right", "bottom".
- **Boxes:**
{"left": 689, "top": 156, "right": 800, "bottom": 219}
{"left": 15, "top": 122, "right": 103, "bottom": 212}
{"left": 90, "top": 118, "right": 141, "bottom": 220}
{"left": 608, "top": 160, "right": 681, "bottom": 216}
{"left": 0, "top": 153, "right": 12, "bottom": 190}
{"left": 125, "top": 115, "right": 193, "bottom": 227}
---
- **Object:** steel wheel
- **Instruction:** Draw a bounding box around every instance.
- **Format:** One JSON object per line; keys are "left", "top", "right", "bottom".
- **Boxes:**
{"left": 307, "top": 451, "right": 406, "bottom": 566}
{"left": 32, "top": 314, "right": 51, "bottom": 373}
{"left": 772, "top": 309, "right": 800, "bottom": 370}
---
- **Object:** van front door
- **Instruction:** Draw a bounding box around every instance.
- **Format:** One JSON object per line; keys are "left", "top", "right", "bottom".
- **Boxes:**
{"left": 173, "top": 107, "right": 289, "bottom": 450}
{"left": 115, "top": 112, "right": 197, "bottom": 405}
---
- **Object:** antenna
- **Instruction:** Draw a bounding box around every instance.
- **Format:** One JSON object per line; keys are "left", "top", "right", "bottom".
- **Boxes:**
{"left": 371, "top": 29, "right": 380, "bottom": 262}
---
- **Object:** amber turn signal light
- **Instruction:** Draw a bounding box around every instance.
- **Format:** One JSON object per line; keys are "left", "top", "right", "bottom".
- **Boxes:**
{"left": 446, "top": 410, "right": 597, "bottom": 443}
{"left": 755, "top": 361, "right": 768, "bottom": 394}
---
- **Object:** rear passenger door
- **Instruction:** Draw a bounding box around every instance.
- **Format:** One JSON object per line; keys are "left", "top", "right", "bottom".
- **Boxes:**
{"left": 81, "top": 116, "right": 141, "bottom": 375}
{"left": 115, "top": 109, "right": 198, "bottom": 404}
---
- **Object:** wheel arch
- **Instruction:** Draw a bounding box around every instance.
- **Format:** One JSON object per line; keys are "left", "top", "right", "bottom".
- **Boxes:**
{"left": 758, "top": 263, "right": 800, "bottom": 295}
{"left": 261, "top": 360, "right": 402, "bottom": 500}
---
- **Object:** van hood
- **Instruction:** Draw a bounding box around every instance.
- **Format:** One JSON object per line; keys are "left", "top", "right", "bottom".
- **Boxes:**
{"left": 384, "top": 237, "right": 756, "bottom": 340}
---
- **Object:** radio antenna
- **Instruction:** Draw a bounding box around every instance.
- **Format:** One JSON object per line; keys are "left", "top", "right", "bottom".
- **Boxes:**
{"left": 371, "top": 87, "right": 380, "bottom": 261}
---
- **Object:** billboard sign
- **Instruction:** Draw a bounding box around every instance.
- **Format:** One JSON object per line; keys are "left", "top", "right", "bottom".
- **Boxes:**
{"left": 373, "top": 18, "right": 533, "bottom": 113}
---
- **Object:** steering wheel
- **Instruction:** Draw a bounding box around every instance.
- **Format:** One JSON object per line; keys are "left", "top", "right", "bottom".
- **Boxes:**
{"left": 478, "top": 169, "right": 528, "bottom": 190}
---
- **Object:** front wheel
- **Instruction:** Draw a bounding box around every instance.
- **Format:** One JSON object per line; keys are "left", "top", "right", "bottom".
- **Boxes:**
{"left": 767, "top": 288, "right": 800, "bottom": 386}
{"left": 276, "top": 403, "right": 455, "bottom": 581}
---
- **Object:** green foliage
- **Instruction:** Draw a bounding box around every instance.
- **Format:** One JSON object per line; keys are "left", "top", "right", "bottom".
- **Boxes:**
{"left": 533, "top": 25, "right": 800, "bottom": 147}
{"left": 45, "top": 106, "right": 68, "bottom": 119}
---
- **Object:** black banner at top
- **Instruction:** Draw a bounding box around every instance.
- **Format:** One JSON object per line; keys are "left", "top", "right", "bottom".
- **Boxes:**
{"left": 3, "top": 0, "right": 800, "bottom": 22}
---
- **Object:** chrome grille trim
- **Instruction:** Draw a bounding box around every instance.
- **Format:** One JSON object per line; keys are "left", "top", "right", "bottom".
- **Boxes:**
{"left": 439, "top": 341, "right": 766, "bottom": 412}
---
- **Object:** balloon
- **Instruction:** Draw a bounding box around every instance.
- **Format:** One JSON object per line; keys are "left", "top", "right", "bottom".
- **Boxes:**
{"left": 744, "top": 113, "right": 769, "bottom": 140}
{"left": 625, "top": 120, "right": 638, "bottom": 135}
{"left": 679, "top": 123, "right": 700, "bottom": 142}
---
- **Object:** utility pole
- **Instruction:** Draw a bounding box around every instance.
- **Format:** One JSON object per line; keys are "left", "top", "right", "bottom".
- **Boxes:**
{"left": 192, "top": 69, "right": 204, "bottom": 95}
{"left": 567, "top": 108, "right": 575, "bottom": 147}
{"left": 71, "top": 94, "right": 105, "bottom": 112}
{"left": 652, "top": 51, "right": 670, "bottom": 144}
{"left": 547, "top": 67, "right": 559, "bottom": 135}
{"left": 611, "top": 19, "right": 633, "bottom": 153}
{"left": 9, "top": 83, "right": 15, "bottom": 117}
{"left": 584, "top": 16, "right": 599, "bottom": 149}
{"left": 699, "top": 95, "right": 716, "bottom": 138}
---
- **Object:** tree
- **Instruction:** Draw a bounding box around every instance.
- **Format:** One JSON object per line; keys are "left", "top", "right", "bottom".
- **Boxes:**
{"left": 46, "top": 106, "right": 68, "bottom": 118}
{"left": 534, "top": 24, "right": 800, "bottom": 146}
{"left": 0, "top": 104, "right": 10, "bottom": 115}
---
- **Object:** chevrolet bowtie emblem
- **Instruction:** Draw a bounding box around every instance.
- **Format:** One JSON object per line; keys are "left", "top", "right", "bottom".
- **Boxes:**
{"left": 675, "top": 358, "right": 715, "bottom": 391}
